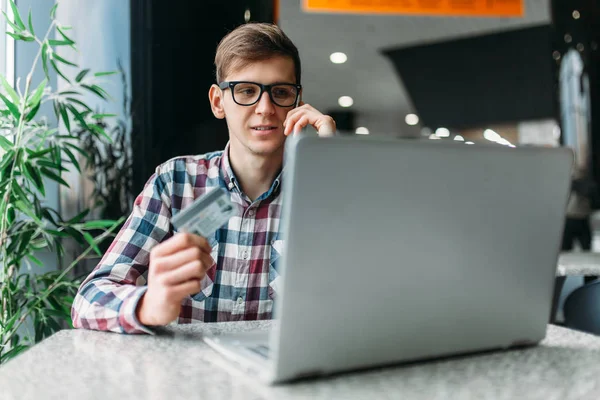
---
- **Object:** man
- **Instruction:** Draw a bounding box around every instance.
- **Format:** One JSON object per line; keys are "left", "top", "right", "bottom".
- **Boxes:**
{"left": 71, "top": 22, "right": 336, "bottom": 334}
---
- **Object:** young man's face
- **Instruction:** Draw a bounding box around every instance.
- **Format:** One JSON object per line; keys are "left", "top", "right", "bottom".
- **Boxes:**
{"left": 210, "top": 56, "right": 298, "bottom": 158}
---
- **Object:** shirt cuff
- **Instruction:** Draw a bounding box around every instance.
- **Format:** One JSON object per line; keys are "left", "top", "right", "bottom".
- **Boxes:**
{"left": 118, "top": 286, "right": 157, "bottom": 335}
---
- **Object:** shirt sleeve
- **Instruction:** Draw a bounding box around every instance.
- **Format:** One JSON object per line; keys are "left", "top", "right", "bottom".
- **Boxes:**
{"left": 71, "top": 167, "right": 173, "bottom": 334}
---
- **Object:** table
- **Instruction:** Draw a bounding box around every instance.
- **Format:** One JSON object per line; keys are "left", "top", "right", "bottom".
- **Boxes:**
{"left": 1, "top": 321, "right": 600, "bottom": 399}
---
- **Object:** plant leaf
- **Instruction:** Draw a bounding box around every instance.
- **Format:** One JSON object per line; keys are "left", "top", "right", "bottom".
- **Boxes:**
{"left": 65, "top": 142, "right": 90, "bottom": 160}
{"left": 66, "top": 104, "right": 88, "bottom": 129}
{"left": 15, "top": 200, "right": 42, "bottom": 224}
{"left": 59, "top": 103, "right": 70, "bottom": 132}
{"left": 50, "top": 3, "right": 58, "bottom": 19}
{"left": 0, "top": 149, "right": 15, "bottom": 173}
{"left": 75, "top": 69, "right": 90, "bottom": 83}
{"left": 27, "top": 254, "right": 44, "bottom": 267}
{"left": 81, "top": 84, "right": 108, "bottom": 100}
{"left": 91, "top": 113, "right": 116, "bottom": 119}
{"left": 0, "top": 73, "right": 20, "bottom": 104}
{"left": 0, "top": 134, "right": 13, "bottom": 151}
{"left": 27, "top": 78, "right": 47, "bottom": 108}
{"left": 27, "top": 8, "right": 35, "bottom": 35}
{"left": 0, "top": 92, "right": 21, "bottom": 120}
{"left": 50, "top": 60, "right": 70, "bottom": 83}
{"left": 83, "top": 220, "right": 118, "bottom": 229}
{"left": 82, "top": 231, "right": 101, "bottom": 255}
{"left": 41, "top": 42, "right": 49, "bottom": 79}
{"left": 52, "top": 52, "right": 77, "bottom": 67}
{"left": 40, "top": 166, "right": 69, "bottom": 187}
{"left": 23, "top": 162, "right": 45, "bottom": 195}
{"left": 9, "top": 0, "right": 26, "bottom": 30}
{"left": 48, "top": 39, "right": 71, "bottom": 46}
{"left": 25, "top": 100, "right": 41, "bottom": 121}
{"left": 27, "top": 147, "right": 53, "bottom": 159}
{"left": 2, "top": 11, "right": 22, "bottom": 33}
{"left": 89, "top": 124, "right": 112, "bottom": 143}
{"left": 94, "top": 71, "right": 118, "bottom": 77}
{"left": 65, "top": 97, "right": 92, "bottom": 112}
{"left": 62, "top": 146, "right": 80, "bottom": 172}
{"left": 46, "top": 229, "right": 69, "bottom": 238}
{"left": 56, "top": 26, "right": 74, "bottom": 44}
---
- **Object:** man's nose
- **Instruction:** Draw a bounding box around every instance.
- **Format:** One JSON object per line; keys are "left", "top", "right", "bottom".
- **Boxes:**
{"left": 255, "top": 90, "right": 275, "bottom": 114}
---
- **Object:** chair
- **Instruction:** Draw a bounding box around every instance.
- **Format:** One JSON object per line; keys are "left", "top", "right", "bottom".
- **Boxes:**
{"left": 563, "top": 281, "right": 600, "bottom": 335}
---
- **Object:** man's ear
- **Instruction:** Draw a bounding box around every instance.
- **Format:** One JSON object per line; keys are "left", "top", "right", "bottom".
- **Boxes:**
{"left": 209, "top": 84, "right": 226, "bottom": 119}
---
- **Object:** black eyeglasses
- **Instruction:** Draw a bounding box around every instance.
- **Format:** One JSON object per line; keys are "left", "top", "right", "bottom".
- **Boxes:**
{"left": 218, "top": 81, "right": 302, "bottom": 108}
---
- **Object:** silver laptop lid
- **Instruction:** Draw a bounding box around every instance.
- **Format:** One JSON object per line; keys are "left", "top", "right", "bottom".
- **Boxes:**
{"left": 271, "top": 135, "right": 573, "bottom": 382}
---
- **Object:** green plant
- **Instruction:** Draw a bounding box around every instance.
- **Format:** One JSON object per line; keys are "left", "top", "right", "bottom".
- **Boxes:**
{"left": 0, "top": 1, "right": 124, "bottom": 364}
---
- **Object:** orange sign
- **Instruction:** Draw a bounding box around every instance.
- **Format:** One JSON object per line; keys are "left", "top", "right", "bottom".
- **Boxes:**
{"left": 303, "top": 0, "right": 523, "bottom": 17}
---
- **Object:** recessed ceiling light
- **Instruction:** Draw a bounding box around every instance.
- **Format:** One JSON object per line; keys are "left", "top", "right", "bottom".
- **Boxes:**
{"left": 435, "top": 127, "right": 450, "bottom": 138}
{"left": 454, "top": 135, "right": 464, "bottom": 141}
{"left": 405, "top": 113, "right": 419, "bottom": 126}
{"left": 465, "top": 141, "right": 475, "bottom": 145}
{"left": 330, "top": 52, "right": 347, "bottom": 64}
{"left": 338, "top": 96, "right": 353, "bottom": 107}
{"left": 355, "top": 127, "right": 369, "bottom": 135}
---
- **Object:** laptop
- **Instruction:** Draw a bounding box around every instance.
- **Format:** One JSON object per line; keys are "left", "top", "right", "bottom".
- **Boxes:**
{"left": 203, "top": 134, "right": 574, "bottom": 384}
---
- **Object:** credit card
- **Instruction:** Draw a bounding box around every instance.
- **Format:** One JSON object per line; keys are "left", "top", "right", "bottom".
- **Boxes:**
{"left": 171, "top": 187, "right": 236, "bottom": 239}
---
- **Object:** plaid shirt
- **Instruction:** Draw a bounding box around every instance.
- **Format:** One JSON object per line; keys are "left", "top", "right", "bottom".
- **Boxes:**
{"left": 71, "top": 143, "right": 284, "bottom": 334}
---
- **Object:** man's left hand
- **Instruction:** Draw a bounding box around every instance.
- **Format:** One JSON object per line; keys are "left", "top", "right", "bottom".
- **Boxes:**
{"left": 283, "top": 102, "right": 336, "bottom": 137}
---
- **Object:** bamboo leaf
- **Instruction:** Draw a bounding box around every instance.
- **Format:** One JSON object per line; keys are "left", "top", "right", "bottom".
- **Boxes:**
{"left": 11, "top": 180, "right": 30, "bottom": 204}
{"left": 40, "top": 166, "right": 69, "bottom": 187}
{"left": 0, "top": 73, "right": 20, "bottom": 104}
{"left": 25, "top": 100, "right": 41, "bottom": 121}
{"left": 1, "top": 344, "right": 29, "bottom": 363}
{"left": 75, "top": 69, "right": 89, "bottom": 83}
{"left": 68, "top": 209, "right": 90, "bottom": 224}
{"left": 56, "top": 27, "right": 74, "bottom": 44}
{"left": 83, "top": 220, "right": 118, "bottom": 229}
{"left": 52, "top": 52, "right": 77, "bottom": 67}
{"left": 59, "top": 103, "right": 70, "bottom": 132}
{"left": 37, "top": 159, "right": 67, "bottom": 171}
{"left": 89, "top": 124, "right": 112, "bottom": 143}
{"left": 50, "top": 60, "right": 70, "bottom": 83}
{"left": 65, "top": 142, "right": 90, "bottom": 160}
{"left": 15, "top": 200, "right": 42, "bottom": 224}
{"left": 50, "top": 3, "right": 58, "bottom": 19}
{"left": 27, "top": 8, "right": 35, "bottom": 35}
{"left": 2, "top": 11, "right": 22, "bottom": 33}
{"left": 23, "top": 162, "right": 45, "bottom": 195}
{"left": 81, "top": 84, "right": 108, "bottom": 100}
{"left": 65, "top": 97, "right": 92, "bottom": 112}
{"left": 66, "top": 104, "right": 88, "bottom": 129}
{"left": 27, "top": 78, "right": 47, "bottom": 108}
{"left": 27, "top": 254, "right": 44, "bottom": 267}
{"left": 94, "top": 71, "right": 118, "bottom": 77}
{"left": 27, "top": 147, "right": 53, "bottom": 159}
{"left": 41, "top": 42, "right": 49, "bottom": 79}
{"left": 83, "top": 231, "right": 101, "bottom": 255}
{"left": 62, "top": 146, "right": 80, "bottom": 172}
{"left": 48, "top": 39, "right": 71, "bottom": 46}
{"left": 0, "top": 134, "right": 13, "bottom": 151}
{"left": 0, "top": 149, "right": 15, "bottom": 172}
{"left": 46, "top": 229, "right": 69, "bottom": 238}
{"left": 91, "top": 113, "right": 116, "bottom": 119}
{"left": 9, "top": 0, "right": 26, "bottom": 30}
{"left": 0, "top": 92, "right": 21, "bottom": 120}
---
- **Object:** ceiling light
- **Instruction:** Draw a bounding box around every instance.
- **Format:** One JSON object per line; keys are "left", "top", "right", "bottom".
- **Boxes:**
{"left": 405, "top": 113, "right": 419, "bottom": 126}
{"left": 338, "top": 96, "right": 353, "bottom": 107}
{"left": 435, "top": 128, "right": 450, "bottom": 138}
{"left": 465, "top": 141, "right": 475, "bottom": 145}
{"left": 454, "top": 135, "right": 464, "bottom": 141}
{"left": 355, "top": 127, "right": 369, "bottom": 135}
{"left": 483, "top": 129, "right": 501, "bottom": 142}
{"left": 428, "top": 134, "right": 441, "bottom": 140}
{"left": 330, "top": 52, "right": 347, "bottom": 64}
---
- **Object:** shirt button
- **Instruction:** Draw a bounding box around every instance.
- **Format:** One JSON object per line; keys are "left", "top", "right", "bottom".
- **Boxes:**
{"left": 248, "top": 209, "right": 255, "bottom": 217}
{"left": 241, "top": 251, "right": 249, "bottom": 260}
{"left": 237, "top": 296, "right": 244, "bottom": 304}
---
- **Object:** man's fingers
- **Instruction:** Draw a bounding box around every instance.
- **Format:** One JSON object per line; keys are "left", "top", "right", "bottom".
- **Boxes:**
{"left": 152, "top": 232, "right": 211, "bottom": 258}
{"left": 293, "top": 116, "right": 309, "bottom": 135}
{"left": 155, "top": 245, "right": 214, "bottom": 273}
{"left": 162, "top": 259, "right": 208, "bottom": 285}
{"left": 169, "top": 279, "right": 203, "bottom": 301}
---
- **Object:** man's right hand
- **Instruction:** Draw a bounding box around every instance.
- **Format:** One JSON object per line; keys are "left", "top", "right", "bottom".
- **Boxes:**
{"left": 136, "top": 233, "right": 214, "bottom": 326}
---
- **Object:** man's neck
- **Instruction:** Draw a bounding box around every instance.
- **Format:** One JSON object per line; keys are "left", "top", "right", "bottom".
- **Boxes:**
{"left": 228, "top": 144, "right": 283, "bottom": 202}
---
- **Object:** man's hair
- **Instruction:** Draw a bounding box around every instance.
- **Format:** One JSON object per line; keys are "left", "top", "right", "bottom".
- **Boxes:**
{"left": 214, "top": 23, "right": 301, "bottom": 85}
